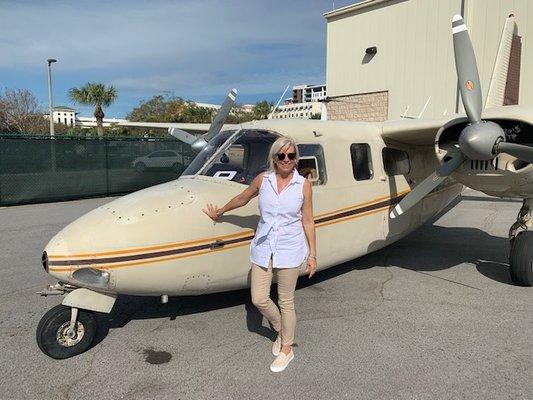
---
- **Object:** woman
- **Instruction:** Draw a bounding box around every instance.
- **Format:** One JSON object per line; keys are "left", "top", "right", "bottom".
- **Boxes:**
{"left": 203, "top": 136, "right": 317, "bottom": 372}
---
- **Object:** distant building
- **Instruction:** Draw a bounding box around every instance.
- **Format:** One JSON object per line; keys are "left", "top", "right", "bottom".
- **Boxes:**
{"left": 194, "top": 102, "right": 221, "bottom": 111}
{"left": 270, "top": 102, "right": 323, "bottom": 119}
{"left": 271, "top": 83, "right": 326, "bottom": 119}
{"left": 193, "top": 102, "right": 255, "bottom": 115}
{"left": 46, "top": 106, "right": 77, "bottom": 126}
{"left": 292, "top": 84, "right": 327, "bottom": 103}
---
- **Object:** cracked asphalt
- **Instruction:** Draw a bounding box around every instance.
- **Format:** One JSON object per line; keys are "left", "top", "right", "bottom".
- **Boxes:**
{"left": 0, "top": 189, "right": 531, "bottom": 400}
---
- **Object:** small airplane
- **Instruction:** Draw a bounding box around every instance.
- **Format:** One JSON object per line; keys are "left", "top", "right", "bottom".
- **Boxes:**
{"left": 36, "top": 15, "right": 533, "bottom": 359}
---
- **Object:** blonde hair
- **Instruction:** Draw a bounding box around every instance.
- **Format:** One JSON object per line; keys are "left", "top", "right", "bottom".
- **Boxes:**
{"left": 267, "top": 136, "right": 299, "bottom": 173}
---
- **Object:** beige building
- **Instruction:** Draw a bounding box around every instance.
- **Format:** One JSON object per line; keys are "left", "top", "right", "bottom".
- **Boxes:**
{"left": 324, "top": 0, "right": 532, "bottom": 121}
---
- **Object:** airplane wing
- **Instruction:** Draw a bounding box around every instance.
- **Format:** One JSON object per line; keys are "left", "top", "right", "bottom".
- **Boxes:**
{"left": 381, "top": 106, "right": 533, "bottom": 147}
{"left": 381, "top": 117, "right": 448, "bottom": 146}
{"left": 114, "top": 121, "right": 240, "bottom": 133}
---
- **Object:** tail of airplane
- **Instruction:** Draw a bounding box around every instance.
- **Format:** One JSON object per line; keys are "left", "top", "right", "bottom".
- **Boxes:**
{"left": 486, "top": 14, "right": 517, "bottom": 108}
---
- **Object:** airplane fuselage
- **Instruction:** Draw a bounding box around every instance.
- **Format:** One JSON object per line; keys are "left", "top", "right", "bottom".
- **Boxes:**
{"left": 44, "top": 120, "right": 462, "bottom": 296}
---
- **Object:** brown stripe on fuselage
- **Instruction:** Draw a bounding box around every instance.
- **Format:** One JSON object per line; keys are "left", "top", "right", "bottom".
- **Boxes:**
{"left": 315, "top": 194, "right": 404, "bottom": 225}
{"left": 49, "top": 233, "right": 256, "bottom": 266}
{"left": 48, "top": 191, "right": 409, "bottom": 269}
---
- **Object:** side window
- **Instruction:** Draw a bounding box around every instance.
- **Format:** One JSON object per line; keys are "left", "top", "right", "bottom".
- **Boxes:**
{"left": 382, "top": 148, "right": 410, "bottom": 176}
{"left": 297, "top": 144, "right": 327, "bottom": 185}
{"left": 350, "top": 143, "right": 373, "bottom": 181}
{"left": 225, "top": 144, "right": 245, "bottom": 167}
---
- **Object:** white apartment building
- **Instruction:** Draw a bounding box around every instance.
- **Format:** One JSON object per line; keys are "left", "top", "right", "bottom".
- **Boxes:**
{"left": 194, "top": 102, "right": 255, "bottom": 115}
{"left": 292, "top": 84, "right": 327, "bottom": 103}
{"left": 51, "top": 106, "right": 76, "bottom": 126}
{"left": 270, "top": 102, "right": 323, "bottom": 119}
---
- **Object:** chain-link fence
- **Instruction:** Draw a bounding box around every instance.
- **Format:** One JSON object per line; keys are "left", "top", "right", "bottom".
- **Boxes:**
{"left": 0, "top": 134, "right": 195, "bottom": 206}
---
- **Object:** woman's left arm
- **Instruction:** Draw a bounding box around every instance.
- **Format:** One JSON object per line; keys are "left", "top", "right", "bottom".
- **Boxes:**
{"left": 301, "top": 180, "right": 317, "bottom": 278}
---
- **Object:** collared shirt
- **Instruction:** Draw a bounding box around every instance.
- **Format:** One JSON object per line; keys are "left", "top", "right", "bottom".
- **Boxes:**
{"left": 250, "top": 170, "right": 308, "bottom": 268}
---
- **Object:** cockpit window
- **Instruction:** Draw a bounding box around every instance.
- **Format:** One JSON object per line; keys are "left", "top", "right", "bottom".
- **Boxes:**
{"left": 182, "top": 130, "right": 236, "bottom": 177}
{"left": 183, "top": 129, "right": 280, "bottom": 184}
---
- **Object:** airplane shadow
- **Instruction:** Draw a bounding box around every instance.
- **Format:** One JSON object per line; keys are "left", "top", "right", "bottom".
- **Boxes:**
{"left": 92, "top": 196, "right": 516, "bottom": 347}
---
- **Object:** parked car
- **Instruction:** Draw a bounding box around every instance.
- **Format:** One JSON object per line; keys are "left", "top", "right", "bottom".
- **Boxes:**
{"left": 131, "top": 150, "right": 184, "bottom": 173}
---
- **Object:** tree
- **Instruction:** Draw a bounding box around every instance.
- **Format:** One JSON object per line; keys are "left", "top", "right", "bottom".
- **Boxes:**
{"left": 180, "top": 102, "right": 214, "bottom": 123}
{"left": 127, "top": 95, "right": 186, "bottom": 122}
{"left": 0, "top": 88, "right": 49, "bottom": 133}
{"left": 69, "top": 83, "right": 117, "bottom": 137}
{"left": 252, "top": 100, "right": 273, "bottom": 120}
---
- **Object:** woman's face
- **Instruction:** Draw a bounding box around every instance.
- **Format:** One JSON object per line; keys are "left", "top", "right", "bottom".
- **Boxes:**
{"left": 274, "top": 145, "right": 297, "bottom": 175}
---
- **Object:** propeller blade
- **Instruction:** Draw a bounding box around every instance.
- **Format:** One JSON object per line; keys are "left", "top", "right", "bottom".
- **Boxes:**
{"left": 168, "top": 127, "right": 197, "bottom": 145}
{"left": 452, "top": 15, "right": 482, "bottom": 124}
{"left": 390, "top": 152, "right": 465, "bottom": 219}
{"left": 203, "top": 88, "right": 237, "bottom": 143}
{"left": 496, "top": 142, "right": 533, "bottom": 163}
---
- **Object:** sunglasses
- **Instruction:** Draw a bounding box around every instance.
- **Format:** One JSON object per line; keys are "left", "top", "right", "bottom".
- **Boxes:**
{"left": 276, "top": 152, "right": 296, "bottom": 161}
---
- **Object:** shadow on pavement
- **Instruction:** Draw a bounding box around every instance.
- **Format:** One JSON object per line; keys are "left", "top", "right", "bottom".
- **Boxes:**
{"left": 92, "top": 195, "right": 517, "bottom": 348}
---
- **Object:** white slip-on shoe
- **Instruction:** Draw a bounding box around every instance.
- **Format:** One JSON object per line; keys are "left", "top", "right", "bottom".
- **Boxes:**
{"left": 272, "top": 335, "right": 282, "bottom": 356}
{"left": 270, "top": 349, "right": 294, "bottom": 372}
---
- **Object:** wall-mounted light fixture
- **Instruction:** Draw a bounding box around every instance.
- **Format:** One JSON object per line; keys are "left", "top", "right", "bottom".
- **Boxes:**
{"left": 365, "top": 46, "right": 377, "bottom": 55}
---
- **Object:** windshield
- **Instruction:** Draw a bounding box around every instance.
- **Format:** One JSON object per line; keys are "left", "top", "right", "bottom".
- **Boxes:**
{"left": 183, "top": 129, "right": 279, "bottom": 184}
{"left": 182, "top": 130, "right": 237, "bottom": 177}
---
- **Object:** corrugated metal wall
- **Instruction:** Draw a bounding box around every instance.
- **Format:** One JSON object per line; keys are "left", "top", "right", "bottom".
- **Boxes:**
{"left": 326, "top": 0, "right": 532, "bottom": 120}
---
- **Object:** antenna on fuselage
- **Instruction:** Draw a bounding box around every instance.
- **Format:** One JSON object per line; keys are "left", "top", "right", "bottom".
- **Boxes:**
{"left": 268, "top": 84, "right": 291, "bottom": 120}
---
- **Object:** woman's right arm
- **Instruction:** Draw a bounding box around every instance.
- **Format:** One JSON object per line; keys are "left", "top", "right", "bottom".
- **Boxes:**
{"left": 202, "top": 173, "right": 264, "bottom": 221}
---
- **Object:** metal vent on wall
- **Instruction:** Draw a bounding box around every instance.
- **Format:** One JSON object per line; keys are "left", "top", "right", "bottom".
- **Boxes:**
{"left": 469, "top": 157, "right": 499, "bottom": 171}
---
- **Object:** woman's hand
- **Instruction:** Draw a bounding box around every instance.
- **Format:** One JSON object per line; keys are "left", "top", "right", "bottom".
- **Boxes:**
{"left": 202, "top": 203, "right": 221, "bottom": 221}
{"left": 306, "top": 256, "right": 317, "bottom": 278}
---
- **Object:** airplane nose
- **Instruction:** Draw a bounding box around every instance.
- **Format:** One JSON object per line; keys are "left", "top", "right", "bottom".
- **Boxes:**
{"left": 44, "top": 231, "right": 73, "bottom": 278}
{"left": 43, "top": 180, "right": 202, "bottom": 277}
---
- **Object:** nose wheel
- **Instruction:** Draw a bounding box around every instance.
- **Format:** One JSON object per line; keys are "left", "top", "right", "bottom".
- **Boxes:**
{"left": 36, "top": 304, "right": 97, "bottom": 359}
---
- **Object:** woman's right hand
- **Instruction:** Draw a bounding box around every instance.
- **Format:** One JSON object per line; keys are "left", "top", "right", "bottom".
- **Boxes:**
{"left": 202, "top": 203, "right": 221, "bottom": 221}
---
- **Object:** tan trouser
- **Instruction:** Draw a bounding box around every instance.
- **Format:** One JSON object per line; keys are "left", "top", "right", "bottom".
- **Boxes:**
{"left": 250, "top": 260, "right": 300, "bottom": 346}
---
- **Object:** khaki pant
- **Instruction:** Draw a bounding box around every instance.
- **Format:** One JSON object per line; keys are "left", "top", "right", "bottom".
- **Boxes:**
{"left": 250, "top": 260, "right": 300, "bottom": 346}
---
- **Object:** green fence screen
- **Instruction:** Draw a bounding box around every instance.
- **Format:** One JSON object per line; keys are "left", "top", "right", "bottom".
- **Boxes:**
{"left": 0, "top": 135, "right": 195, "bottom": 206}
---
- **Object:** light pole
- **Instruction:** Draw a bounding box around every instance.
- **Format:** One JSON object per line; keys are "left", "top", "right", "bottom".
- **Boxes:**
{"left": 47, "top": 58, "right": 57, "bottom": 137}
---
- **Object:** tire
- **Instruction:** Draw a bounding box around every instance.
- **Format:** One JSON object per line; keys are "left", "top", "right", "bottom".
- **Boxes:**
{"left": 135, "top": 162, "right": 146, "bottom": 172}
{"left": 509, "top": 231, "right": 533, "bottom": 286}
{"left": 36, "top": 304, "right": 97, "bottom": 359}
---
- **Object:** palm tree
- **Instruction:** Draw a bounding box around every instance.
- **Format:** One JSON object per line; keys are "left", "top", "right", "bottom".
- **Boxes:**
{"left": 252, "top": 100, "right": 273, "bottom": 120}
{"left": 69, "top": 83, "right": 118, "bottom": 137}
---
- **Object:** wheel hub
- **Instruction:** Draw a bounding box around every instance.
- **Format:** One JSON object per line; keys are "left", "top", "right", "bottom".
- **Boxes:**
{"left": 56, "top": 321, "right": 85, "bottom": 347}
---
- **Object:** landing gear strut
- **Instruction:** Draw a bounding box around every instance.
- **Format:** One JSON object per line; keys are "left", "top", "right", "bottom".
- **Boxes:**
{"left": 36, "top": 304, "right": 97, "bottom": 359}
{"left": 508, "top": 198, "right": 533, "bottom": 286}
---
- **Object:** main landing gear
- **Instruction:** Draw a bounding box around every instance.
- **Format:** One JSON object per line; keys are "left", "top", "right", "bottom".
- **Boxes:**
{"left": 508, "top": 198, "right": 533, "bottom": 286}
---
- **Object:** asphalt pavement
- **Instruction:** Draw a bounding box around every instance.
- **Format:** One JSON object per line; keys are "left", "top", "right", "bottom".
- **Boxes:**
{"left": 0, "top": 189, "right": 531, "bottom": 400}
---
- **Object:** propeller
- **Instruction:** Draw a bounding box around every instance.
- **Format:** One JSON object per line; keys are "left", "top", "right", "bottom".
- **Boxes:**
{"left": 168, "top": 88, "right": 237, "bottom": 152}
{"left": 391, "top": 15, "right": 533, "bottom": 219}
{"left": 390, "top": 152, "right": 465, "bottom": 218}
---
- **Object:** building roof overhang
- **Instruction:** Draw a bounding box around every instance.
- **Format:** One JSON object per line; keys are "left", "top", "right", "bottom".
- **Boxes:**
{"left": 324, "top": 0, "right": 392, "bottom": 20}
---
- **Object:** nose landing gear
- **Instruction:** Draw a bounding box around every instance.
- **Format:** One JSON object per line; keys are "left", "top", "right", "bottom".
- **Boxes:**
{"left": 508, "top": 198, "right": 533, "bottom": 286}
{"left": 36, "top": 304, "right": 97, "bottom": 359}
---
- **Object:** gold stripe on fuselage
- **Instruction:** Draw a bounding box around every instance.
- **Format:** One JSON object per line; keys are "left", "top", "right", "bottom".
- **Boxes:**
{"left": 48, "top": 191, "right": 410, "bottom": 271}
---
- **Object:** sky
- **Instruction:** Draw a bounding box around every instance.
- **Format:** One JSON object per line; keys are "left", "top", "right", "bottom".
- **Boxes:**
{"left": 0, "top": 0, "right": 358, "bottom": 118}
